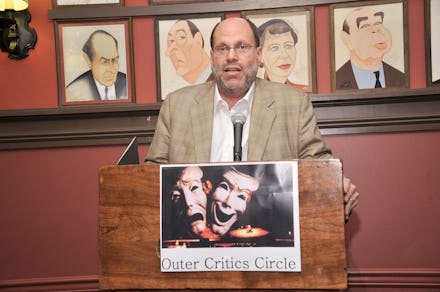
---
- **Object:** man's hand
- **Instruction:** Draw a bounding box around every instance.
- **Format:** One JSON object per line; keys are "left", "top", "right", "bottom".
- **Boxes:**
{"left": 343, "top": 176, "right": 359, "bottom": 222}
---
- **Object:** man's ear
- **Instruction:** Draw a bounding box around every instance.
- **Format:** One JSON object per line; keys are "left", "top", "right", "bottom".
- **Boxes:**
{"left": 194, "top": 32, "right": 203, "bottom": 48}
{"left": 83, "top": 52, "right": 92, "bottom": 68}
{"left": 210, "top": 50, "right": 215, "bottom": 65}
{"left": 256, "top": 46, "right": 263, "bottom": 66}
{"left": 340, "top": 31, "right": 353, "bottom": 50}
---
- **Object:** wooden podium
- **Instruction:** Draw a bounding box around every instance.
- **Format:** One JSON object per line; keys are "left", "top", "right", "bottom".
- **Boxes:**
{"left": 99, "top": 159, "right": 347, "bottom": 290}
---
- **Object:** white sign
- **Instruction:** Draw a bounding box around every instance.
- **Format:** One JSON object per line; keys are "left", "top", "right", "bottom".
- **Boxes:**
{"left": 160, "top": 161, "right": 301, "bottom": 272}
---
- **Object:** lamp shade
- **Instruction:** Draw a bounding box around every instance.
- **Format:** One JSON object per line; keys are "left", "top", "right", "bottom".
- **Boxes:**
{"left": 0, "top": 0, "right": 29, "bottom": 11}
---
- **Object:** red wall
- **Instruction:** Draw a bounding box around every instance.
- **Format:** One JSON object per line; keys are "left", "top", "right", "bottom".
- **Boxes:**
{"left": 1, "top": 132, "right": 439, "bottom": 288}
{"left": 0, "top": 0, "right": 439, "bottom": 290}
{"left": 0, "top": 144, "right": 147, "bottom": 280}
{"left": 326, "top": 132, "right": 440, "bottom": 268}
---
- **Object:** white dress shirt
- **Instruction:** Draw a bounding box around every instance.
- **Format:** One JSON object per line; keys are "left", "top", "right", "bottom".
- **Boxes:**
{"left": 210, "top": 82, "right": 255, "bottom": 162}
{"left": 351, "top": 62, "right": 385, "bottom": 89}
{"left": 95, "top": 80, "right": 116, "bottom": 100}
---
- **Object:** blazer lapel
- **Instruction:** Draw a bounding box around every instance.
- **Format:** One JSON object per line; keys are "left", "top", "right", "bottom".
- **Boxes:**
{"left": 190, "top": 84, "right": 215, "bottom": 163}
{"left": 87, "top": 72, "right": 101, "bottom": 100}
{"left": 248, "top": 79, "right": 276, "bottom": 161}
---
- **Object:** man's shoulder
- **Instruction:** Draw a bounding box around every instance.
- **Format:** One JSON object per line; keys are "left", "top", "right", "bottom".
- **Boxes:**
{"left": 382, "top": 61, "right": 406, "bottom": 87}
{"left": 67, "top": 70, "right": 93, "bottom": 87}
{"left": 117, "top": 71, "right": 127, "bottom": 80}
{"left": 336, "top": 60, "right": 352, "bottom": 74}
{"left": 382, "top": 61, "right": 404, "bottom": 76}
{"left": 255, "top": 78, "right": 307, "bottom": 100}
{"left": 167, "top": 81, "right": 215, "bottom": 101}
{"left": 335, "top": 60, "right": 358, "bottom": 89}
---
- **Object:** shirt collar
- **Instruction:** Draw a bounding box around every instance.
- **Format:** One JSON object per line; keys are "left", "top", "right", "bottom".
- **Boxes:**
{"left": 213, "top": 82, "right": 256, "bottom": 114}
{"left": 351, "top": 61, "right": 385, "bottom": 89}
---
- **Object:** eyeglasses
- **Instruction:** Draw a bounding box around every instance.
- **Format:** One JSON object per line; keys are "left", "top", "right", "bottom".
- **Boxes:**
{"left": 212, "top": 44, "right": 255, "bottom": 56}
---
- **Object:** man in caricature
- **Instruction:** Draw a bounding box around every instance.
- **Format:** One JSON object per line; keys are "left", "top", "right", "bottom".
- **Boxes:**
{"left": 66, "top": 29, "right": 127, "bottom": 101}
{"left": 209, "top": 167, "right": 259, "bottom": 237}
{"left": 166, "top": 19, "right": 213, "bottom": 84}
{"left": 169, "top": 166, "right": 213, "bottom": 239}
{"left": 336, "top": 7, "right": 405, "bottom": 89}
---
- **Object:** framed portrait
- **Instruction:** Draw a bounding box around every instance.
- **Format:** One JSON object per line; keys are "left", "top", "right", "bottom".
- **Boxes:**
{"left": 53, "top": 0, "right": 124, "bottom": 7}
{"left": 55, "top": 19, "right": 133, "bottom": 106}
{"left": 426, "top": 0, "right": 440, "bottom": 87}
{"left": 149, "top": 0, "right": 220, "bottom": 5}
{"left": 154, "top": 14, "right": 224, "bottom": 100}
{"left": 330, "top": 0, "right": 409, "bottom": 92}
{"left": 243, "top": 7, "right": 316, "bottom": 93}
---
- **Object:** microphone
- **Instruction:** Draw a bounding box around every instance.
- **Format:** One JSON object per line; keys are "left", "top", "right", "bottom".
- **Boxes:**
{"left": 231, "top": 113, "right": 247, "bottom": 161}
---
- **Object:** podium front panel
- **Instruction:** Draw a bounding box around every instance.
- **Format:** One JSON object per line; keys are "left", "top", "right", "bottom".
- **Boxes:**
{"left": 99, "top": 159, "right": 346, "bottom": 290}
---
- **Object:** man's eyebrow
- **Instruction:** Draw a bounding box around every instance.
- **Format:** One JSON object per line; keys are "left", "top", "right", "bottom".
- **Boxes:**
{"left": 356, "top": 16, "right": 369, "bottom": 29}
{"left": 168, "top": 28, "right": 188, "bottom": 37}
{"left": 374, "top": 11, "right": 384, "bottom": 20}
{"left": 99, "top": 56, "right": 119, "bottom": 61}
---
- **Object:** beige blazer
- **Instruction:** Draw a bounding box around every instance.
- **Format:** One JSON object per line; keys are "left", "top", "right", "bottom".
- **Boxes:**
{"left": 145, "top": 78, "right": 331, "bottom": 164}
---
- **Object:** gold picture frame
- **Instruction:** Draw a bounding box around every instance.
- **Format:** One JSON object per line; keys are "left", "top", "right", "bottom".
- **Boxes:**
{"left": 330, "top": 0, "right": 409, "bottom": 92}
{"left": 243, "top": 7, "right": 316, "bottom": 93}
{"left": 55, "top": 19, "right": 134, "bottom": 106}
{"left": 426, "top": 0, "right": 440, "bottom": 86}
{"left": 154, "top": 13, "right": 224, "bottom": 100}
{"left": 53, "top": 0, "right": 124, "bottom": 8}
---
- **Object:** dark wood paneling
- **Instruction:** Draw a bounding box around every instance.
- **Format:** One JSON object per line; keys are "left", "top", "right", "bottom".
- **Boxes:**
{"left": 0, "top": 104, "right": 160, "bottom": 149}
{"left": 1, "top": 268, "right": 439, "bottom": 291}
{"left": 1, "top": 89, "right": 439, "bottom": 150}
{"left": 48, "top": 0, "right": 353, "bottom": 19}
{"left": 312, "top": 88, "right": 440, "bottom": 135}
{"left": 347, "top": 268, "right": 440, "bottom": 288}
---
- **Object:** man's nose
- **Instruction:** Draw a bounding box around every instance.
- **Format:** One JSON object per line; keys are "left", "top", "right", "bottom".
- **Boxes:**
{"left": 183, "top": 188, "right": 195, "bottom": 207}
{"left": 226, "top": 48, "right": 239, "bottom": 60}
{"left": 166, "top": 43, "right": 176, "bottom": 57}
{"left": 109, "top": 61, "right": 118, "bottom": 73}
{"left": 371, "top": 25, "right": 379, "bottom": 33}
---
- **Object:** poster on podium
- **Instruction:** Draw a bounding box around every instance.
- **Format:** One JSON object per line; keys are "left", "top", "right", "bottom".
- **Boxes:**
{"left": 160, "top": 161, "right": 301, "bottom": 272}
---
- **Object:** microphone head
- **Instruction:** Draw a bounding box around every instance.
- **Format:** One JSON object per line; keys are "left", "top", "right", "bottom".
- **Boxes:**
{"left": 231, "top": 113, "right": 247, "bottom": 125}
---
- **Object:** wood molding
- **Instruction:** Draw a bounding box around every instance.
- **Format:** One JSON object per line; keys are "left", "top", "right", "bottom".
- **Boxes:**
{"left": 347, "top": 268, "right": 440, "bottom": 287}
{"left": 313, "top": 88, "right": 440, "bottom": 135}
{"left": 0, "top": 275, "right": 99, "bottom": 292}
{"left": 0, "top": 269, "right": 439, "bottom": 291}
{"left": 0, "top": 103, "right": 160, "bottom": 150}
{"left": 48, "top": 0, "right": 354, "bottom": 20}
{"left": 0, "top": 89, "right": 439, "bottom": 150}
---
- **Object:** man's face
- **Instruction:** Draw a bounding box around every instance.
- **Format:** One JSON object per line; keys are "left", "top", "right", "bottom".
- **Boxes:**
{"left": 166, "top": 21, "right": 203, "bottom": 77}
{"left": 344, "top": 8, "right": 392, "bottom": 64}
{"left": 171, "top": 167, "right": 207, "bottom": 236}
{"left": 210, "top": 168, "right": 259, "bottom": 236}
{"left": 88, "top": 33, "right": 119, "bottom": 87}
{"left": 210, "top": 18, "right": 262, "bottom": 99}
{"left": 262, "top": 31, "right": 296, "bottom": 83}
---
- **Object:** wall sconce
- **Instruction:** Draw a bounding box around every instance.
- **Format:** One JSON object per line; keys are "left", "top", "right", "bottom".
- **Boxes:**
{"left": 0, "top": 0, "right": 37, "bottom": 60}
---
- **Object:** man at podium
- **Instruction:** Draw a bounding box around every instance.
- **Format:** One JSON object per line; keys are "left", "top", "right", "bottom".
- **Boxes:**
{"left": 146, "top": 17, "right": 359, "bottom": 221}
